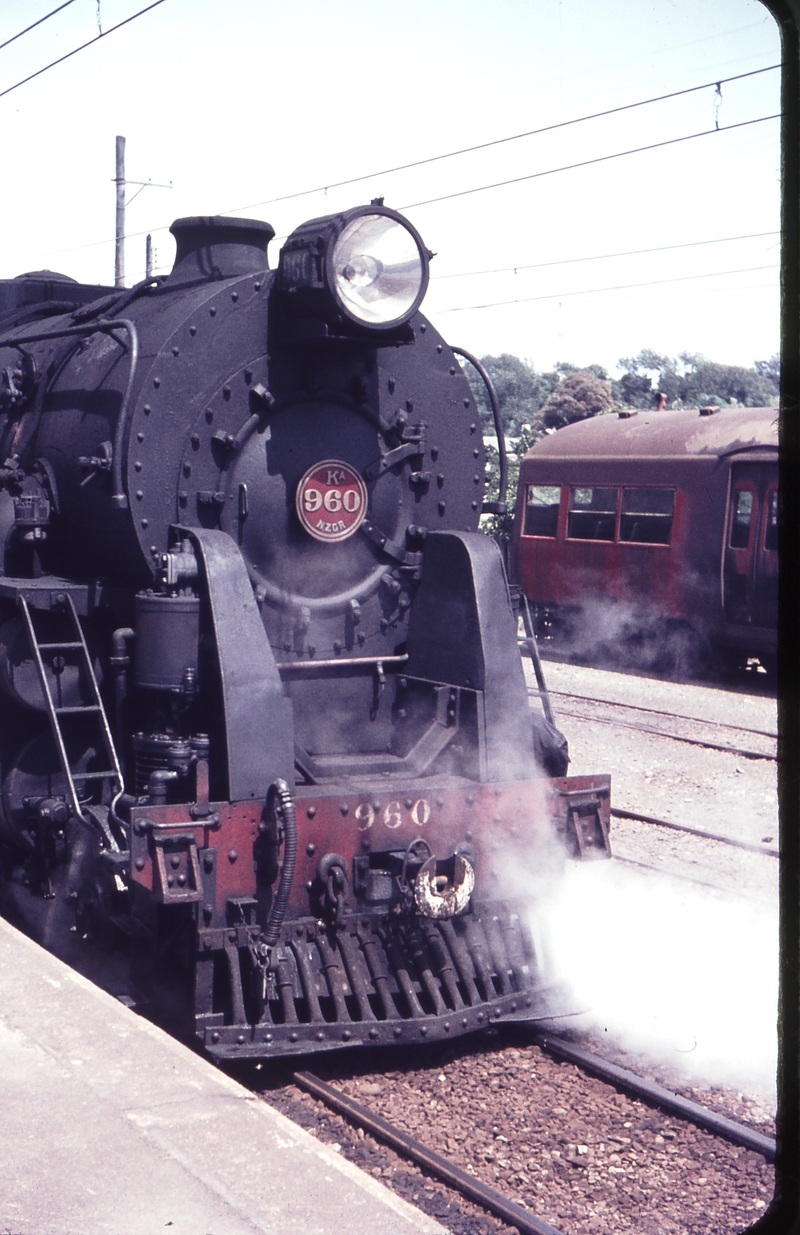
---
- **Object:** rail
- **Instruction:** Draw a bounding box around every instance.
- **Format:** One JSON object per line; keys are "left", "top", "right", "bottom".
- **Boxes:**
{"left": 612, "top": 807, "right": 780, "bottom": 858}
{"left": 529, "top": 1033, "right": 776, "bottom": 1161}
{"left": 294, "top": 1069, "right": 564, "bottom": 1235}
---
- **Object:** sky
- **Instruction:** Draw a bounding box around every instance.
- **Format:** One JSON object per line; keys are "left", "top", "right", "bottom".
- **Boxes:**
{"left": 0, "top": 0, "right": 781, "bottom": 378}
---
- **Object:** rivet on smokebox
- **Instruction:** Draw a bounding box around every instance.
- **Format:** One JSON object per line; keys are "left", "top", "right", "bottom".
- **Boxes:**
{"left": 465, "top": 793, "right": 475, "bottom": 806}
{"left": 306, "top": 805, "right": 317, "bottom": 818}
{"left": 306, "top": 842, "right": 316, "bottom": 857}
{"left": 134, "top": 857, "right": 145, "bottom": 871}
{"left": 228, "top": 849, "right": 238, "bottom": 863}
{"left": 340, "top": 803, "right": 349, "bottom": 816}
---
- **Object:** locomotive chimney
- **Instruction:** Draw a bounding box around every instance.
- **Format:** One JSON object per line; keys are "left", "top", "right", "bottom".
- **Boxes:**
{"left": 167, "top": 215, "right": 275, "bottom": 282}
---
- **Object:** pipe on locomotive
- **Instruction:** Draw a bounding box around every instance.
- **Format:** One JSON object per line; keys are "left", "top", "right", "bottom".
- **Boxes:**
{"left": 0, "top": 318, "right": 139, "bottom": 509}
{"left": 451, "top": 347, "right": 508, "bottom": 514}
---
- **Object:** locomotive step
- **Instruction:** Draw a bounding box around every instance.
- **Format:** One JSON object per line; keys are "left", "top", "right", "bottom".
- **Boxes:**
{"left": 54, "top": 704, "right": 102, "bottom": 714}
{"left": 37, "top": 641, "right": 84, "bottom": 650}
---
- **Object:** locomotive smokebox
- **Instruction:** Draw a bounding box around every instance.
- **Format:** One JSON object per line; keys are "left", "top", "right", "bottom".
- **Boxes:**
{"left": 134, "top": 592, "right": 200, "bottom": 692}
{"left": 167, "top": 216, "right": 274, "bottom": 282}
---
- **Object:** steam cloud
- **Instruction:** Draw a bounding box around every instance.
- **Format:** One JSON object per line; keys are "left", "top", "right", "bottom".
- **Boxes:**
{"left": 536, "top": 859, "right": 778, "bottom": 1102}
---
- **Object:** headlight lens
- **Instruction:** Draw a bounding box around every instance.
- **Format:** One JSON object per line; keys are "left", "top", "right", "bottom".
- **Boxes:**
{"left": 331, "top": 213, "right": 425, "bottom": 326}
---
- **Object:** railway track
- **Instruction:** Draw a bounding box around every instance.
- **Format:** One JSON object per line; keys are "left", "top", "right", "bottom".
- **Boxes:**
{"left": 609, "top": 807, "right": 779, "bottom": 858}
{"left": 548, "top": 690, "right": 777, "bottom": 743}
{"left": 606, "top": 809, "right": 778, "bottom": 901}
{"left": 528, "top": 674, "right": 779, "bottom": 901}
{"left": 253, "top": 1029, "right": 775, "bottom": 1235}
{"left": 529, "top": 688, "right": 777, "bottom": 762}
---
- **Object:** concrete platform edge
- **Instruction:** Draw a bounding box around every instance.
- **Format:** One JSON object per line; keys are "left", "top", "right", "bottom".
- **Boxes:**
{"left": 0, "top": 916, "right": 446, "bottom": 1235}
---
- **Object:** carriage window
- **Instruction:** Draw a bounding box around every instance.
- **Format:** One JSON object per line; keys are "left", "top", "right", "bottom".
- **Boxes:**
{"left": 730, "top": 488, "right": 754, "bottom": 549}
{"left": 764, "top": 489, "right": 778, "bottom": 552}
{"left": 524, "top": 485, "right": 561, "bottom": 536}
{"left": 619, "top": 487, "right": 675, "bottom": 544}
{"left": 567, "top": 486, "right": 618, "bottom": 540}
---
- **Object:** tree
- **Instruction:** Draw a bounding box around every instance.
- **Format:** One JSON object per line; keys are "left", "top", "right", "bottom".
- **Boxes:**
{"left": 755, "top": 354, "right": 780, "bottom": 386}
{"left": 541, "top": 371, "right": 614, "bottom": 429}
{"left": 462, "top": 353, "right": 559, "bottom": 438}
{"left": 613, "top": 350, "right": 780, "bottom": 409}
{"left": 613, "top": 350, "right": 673, "bottom": 407}
{"left": 677, "top": 353, "right": 778, "bottom": 407}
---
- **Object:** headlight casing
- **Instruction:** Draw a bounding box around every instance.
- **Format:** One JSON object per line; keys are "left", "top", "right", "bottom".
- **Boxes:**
{"left": 276, "top": 203, "right": 430, "bottom": 335}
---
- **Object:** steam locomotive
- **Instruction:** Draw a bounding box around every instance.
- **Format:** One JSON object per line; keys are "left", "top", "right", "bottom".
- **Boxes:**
{"left": 0, "top": 204, "right": 610, "bottom": 1060}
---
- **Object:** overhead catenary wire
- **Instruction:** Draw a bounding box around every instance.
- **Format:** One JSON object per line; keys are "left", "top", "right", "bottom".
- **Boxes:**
{"left": 79, "top": 228, "right": 786, "bottom": 289}
{"left": 0, "top": 0, "right": 77, "bottom": 52}
{"left": 220, "top": 63, "right": 779, "bottom": 216}
{"left": 401, "top": 113, "right": 780, "bottom": 211}
{"left": 431, "top": 230, "right": 780, "bottom": 282}
{"left": 437, "top": 263, "right": 779, "bottom": 313}
{"left": 9, "top": 64, "right": 780, "bottom": 268}
{"left": 0, "top": 0, "right": 167, "bottom": 102}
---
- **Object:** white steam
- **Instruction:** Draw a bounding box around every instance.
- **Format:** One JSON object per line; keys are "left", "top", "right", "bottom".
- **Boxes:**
{"left": 535, "top": 859, "right": 778, "bottom": 1102}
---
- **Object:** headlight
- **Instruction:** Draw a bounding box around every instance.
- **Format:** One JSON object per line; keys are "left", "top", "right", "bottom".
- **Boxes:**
{"left": 277, "top": 203, "right": 429, "bottom": 333}
{"left": 331, "top": 212, "right": 425, "bottom": 326}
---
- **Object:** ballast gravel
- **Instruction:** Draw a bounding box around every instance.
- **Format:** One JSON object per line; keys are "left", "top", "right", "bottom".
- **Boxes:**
{"left": 252, "top": 1032, "right": 775, "bottom": 1235}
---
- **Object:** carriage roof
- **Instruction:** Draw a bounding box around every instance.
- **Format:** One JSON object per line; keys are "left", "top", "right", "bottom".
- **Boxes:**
{"left": 522, "top": 406, "right": 779, "bottom": 463}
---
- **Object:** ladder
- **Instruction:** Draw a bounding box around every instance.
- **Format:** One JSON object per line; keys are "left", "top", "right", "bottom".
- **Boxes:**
{"left": 18, "top": 594, "right": 123, "bottom": 823}
{"left": 519, "top": 592, "right": 556, "bottom": 727}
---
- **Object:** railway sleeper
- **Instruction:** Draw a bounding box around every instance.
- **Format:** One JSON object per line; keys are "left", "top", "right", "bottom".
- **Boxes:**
{"left": 197, "top": 902, "right": 569, "bottom": 1059}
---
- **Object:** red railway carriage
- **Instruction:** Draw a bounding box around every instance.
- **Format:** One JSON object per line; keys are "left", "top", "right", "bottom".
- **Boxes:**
{"left": 510, "top": 406, "right": 778, "bottom": 672}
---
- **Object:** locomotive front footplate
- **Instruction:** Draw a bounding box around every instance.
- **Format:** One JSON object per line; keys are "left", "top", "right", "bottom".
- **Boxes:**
{"left": 122, "top": 774, "right": 611, "bottom": 1059}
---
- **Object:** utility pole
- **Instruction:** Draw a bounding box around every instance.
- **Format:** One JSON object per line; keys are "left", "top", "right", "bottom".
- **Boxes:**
{"left": 145, "top": 234, "right": 153, "bottom": 280}
{"left": 115, "top": 135, "right": 126, "bottom": 288}
{"left": 112, "top": 137, "right": 171, "bottom": 287}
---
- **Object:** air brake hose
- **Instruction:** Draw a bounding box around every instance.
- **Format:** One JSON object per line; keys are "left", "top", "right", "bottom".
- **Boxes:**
{"left": 263, "top": 779, "right": 297, "bottom": 947}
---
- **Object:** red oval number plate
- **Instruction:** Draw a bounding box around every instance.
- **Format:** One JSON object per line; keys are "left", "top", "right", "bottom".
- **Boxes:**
{"left": 295, "top": 460, "right": 368, "bottom": 543}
